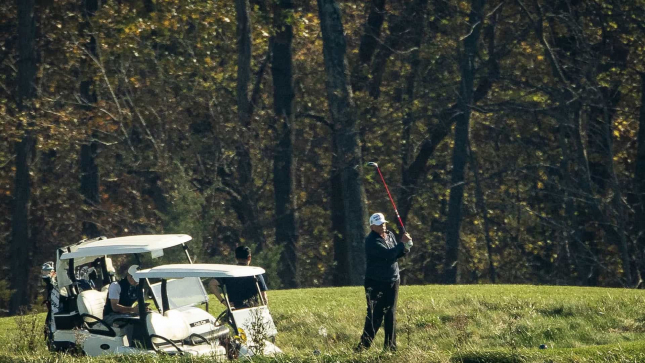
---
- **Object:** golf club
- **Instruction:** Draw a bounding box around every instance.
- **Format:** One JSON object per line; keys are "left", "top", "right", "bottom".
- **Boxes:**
{"left": 366, "top": 162, "right": 406, "bottom": 234}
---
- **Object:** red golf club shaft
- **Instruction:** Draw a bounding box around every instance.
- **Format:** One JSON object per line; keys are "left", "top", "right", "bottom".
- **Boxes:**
{"left": 374, "top": 166, "right": 406, "bottom": 234}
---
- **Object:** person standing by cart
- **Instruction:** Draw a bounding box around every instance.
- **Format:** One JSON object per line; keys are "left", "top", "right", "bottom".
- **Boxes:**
{"left": 208, "top": 246, "right": 268, "bottom": 308}
{"left": 356, "top": 213, "right": 412, "bottom": 352}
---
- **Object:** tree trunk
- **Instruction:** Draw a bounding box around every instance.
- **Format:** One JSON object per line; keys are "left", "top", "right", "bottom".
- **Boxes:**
{"left": 398, "top": 24, "right": 498, "bottom": 227}
{"left": 568, "top": 100, "right": 627, "bottom": 286}
{"left": 80, "top": 0, "right": 100, "bottom": 238}
{"left": 236, "top": 145, "right": 266, "bottom": 251}
{"left": 272, "top": 0, "right": 299, "bottom": 288}
{"left": 10, "top": 0, "right": 37, "bottom": 314}
{"left": 350, "top": 0, "right": 387, "bottom": 92}
{"left": 468, "top": 142, "right": 496, "bottom": 283}
{"left": 236, "top": 0, "right": 252, "bottom": 128}
{"left": 556, "top": 110, "right": 584, "bottom": 284}
{"left": 399, "top": 0, "right": 427, "bottom": 208}
{"left": 444, "top": 0, "right": 485, "bottom": 284}
{"left": 399, "top": 111, "right": 456, "bottom": 224}
{"left": 317, "top": 0, "right": 368, "bottom": 285}
{"left": 331, "top": 137, "right": 351, "bottom": 285}
{"left": 599, "top": 93, "right": 631, "bottom": 286}
{"left": 569, "top": 104, "right": 600, "bottom": 286}
{"left": 636, "top": 73, "right": 645, "bottom": 286}
{"left": 526, "top": 1, "right": 601, "bottom": 286}
{"left": 80, "top": 142, "right": 100, "bottom": 237}
{"left": 367, "top": 0, "right": 428, "bottom": 99}
{"left": 232, "top": 0, "right": 265, "bottom": 251}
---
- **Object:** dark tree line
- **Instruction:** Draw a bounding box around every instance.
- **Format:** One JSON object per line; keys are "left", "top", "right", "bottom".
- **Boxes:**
{"left": 1, "top": 0, "right": 645, "bottom": 313}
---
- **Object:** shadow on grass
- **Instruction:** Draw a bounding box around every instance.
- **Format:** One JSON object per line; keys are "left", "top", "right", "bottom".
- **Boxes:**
{"left": 452, "top": 351, "right": 530, "bottom": 363}
{"left": 537, "top": 306, "right": 574, "bottom": 318}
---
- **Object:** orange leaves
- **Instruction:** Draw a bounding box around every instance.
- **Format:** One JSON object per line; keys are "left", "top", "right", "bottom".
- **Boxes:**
{"left": 129, "top": 77, "right": 140, "bottom": 88}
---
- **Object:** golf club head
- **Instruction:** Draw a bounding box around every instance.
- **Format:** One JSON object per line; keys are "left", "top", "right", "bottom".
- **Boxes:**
{"left": 366, "top": 162, "right": 378, "bottom": 168}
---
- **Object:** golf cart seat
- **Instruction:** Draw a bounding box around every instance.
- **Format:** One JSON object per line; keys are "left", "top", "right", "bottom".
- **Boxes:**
{"left": 105, "top": 257, "right": 116, "bottom": 281}
{"left": 77, "top": 290, "right": 117, "bottom": 337}
{"left": 146, "top": 310, "right": 193, "bottom": 353}
{"left": 146, "top": 310, "right": 220, "bottom": 354}
{"left": 98, "top": 257, "right": 116, "bottom": 292}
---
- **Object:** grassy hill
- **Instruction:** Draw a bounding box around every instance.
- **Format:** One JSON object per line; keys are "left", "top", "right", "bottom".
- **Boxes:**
{"left": 2, "top": 284, "right": 645, "bottom": 362}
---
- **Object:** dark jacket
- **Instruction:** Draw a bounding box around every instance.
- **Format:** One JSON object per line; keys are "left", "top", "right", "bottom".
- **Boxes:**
{"left": 221, "top": 275, "right": 268, "bottom": 308}
{"left": 103, "top": 278, "right": 137, "bottom": 316}
{"left": 364, "top": 230, "right": 408, "bottom": 282}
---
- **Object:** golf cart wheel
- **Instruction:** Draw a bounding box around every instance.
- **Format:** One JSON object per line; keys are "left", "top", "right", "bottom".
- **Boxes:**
{"left": 220, "top": 335, "right": 240, "bottom": 360}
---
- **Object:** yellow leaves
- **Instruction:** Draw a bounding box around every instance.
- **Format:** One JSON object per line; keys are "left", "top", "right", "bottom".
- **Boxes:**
{"left": 124, "top": 23, "right": 139, "bottom": 36}
{"left": 204, "top": 57, "right": 212, "bottom": 66}
{"left": 235, "top": 328, "right": 247, "bottom": 343}
{"left": 537, "top": 182, "right": 544, "bottom": 190}
{"left": 531, "top": 93, "right": 548, "bottom": 103}
{"left": 520, "top": 41, "right": 533, "bottom": 54}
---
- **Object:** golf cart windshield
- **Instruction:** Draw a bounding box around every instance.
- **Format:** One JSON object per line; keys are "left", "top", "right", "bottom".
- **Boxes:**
{"left": 137, "top": 264, "right": 266, "bottom": 311}
{"left": 149, "top": 277, "right": 208, "bottom": 309}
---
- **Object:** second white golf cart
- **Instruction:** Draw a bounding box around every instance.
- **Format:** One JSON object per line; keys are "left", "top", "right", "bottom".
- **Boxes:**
{"left": 42, "top": 234, "right": 280, "bottom": 358}
{"left": 134, "top": 264, "right": 281, "bottom": 357}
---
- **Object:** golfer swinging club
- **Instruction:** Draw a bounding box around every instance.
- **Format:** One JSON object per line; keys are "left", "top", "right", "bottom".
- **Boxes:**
{"left": 356, "top": 212, "right": 413, "bottom": 352}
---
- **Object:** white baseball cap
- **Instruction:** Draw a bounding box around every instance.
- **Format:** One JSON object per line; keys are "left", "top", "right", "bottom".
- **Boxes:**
{"left": 369, "top": 213, "right": 388, "bottom": 226}
{"left": 127, "top": 265, "right": 139, "bottom": 276}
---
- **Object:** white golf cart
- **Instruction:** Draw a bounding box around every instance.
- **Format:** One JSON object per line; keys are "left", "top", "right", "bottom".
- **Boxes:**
{"left": 134, "top": 264, "right": 281, "bottom": 357}
{"left": 41, "top": 234, "right": 280, "bottom": 358}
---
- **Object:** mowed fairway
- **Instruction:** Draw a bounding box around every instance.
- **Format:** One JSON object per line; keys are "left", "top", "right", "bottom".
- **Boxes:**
{"left": 3, "top": 284, "right": 645, "bottom": 362}
{"left": 263, "top": 285, "right": 645, "bottom": 362}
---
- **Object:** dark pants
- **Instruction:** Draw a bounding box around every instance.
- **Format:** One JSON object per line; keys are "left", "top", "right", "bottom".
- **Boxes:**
{"left": 358, "top": 278, "right": 399, "bottom": 350}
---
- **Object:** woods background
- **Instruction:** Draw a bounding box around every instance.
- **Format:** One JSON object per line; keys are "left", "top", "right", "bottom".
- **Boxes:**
{"left": 1, "top": 0, "right": 645, "bottom": 315}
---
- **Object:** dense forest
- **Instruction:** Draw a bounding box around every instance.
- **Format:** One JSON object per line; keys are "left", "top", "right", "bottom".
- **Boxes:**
{"left": 1, "top": 0, "right": 645, "bottom": 315}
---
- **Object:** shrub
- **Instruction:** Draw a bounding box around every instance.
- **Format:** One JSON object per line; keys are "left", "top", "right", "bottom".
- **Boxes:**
{"left": 11, "top": 309, "right": 45, "bottom": 353}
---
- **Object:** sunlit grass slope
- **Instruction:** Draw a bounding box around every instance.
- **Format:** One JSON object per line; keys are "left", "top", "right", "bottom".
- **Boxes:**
{"left": 3, "top": 284, "right": 645, "bottom": 362}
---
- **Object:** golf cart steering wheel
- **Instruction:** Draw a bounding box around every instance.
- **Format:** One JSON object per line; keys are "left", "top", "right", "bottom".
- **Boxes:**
{"left": 215, "top": 310, "right": 234, "bottom": 329}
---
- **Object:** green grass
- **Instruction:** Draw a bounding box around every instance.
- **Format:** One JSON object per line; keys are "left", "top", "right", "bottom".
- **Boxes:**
{"left": 3, "top": 285, "right": 645, "bottom": 362}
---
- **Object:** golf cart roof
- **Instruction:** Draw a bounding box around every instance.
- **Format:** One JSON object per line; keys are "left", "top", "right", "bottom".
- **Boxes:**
{"left": 60, "top": 234, "right": 192, "bottom": 260}
{"left": 134, "top": 263, "right": 265, "bottom": 279}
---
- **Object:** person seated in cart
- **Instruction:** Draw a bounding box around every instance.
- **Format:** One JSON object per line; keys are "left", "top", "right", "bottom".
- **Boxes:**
{"left": 103, "top": 265, "right": 141, "bottom": 325}
{"left": 208, "top": 246, "right": 268, "bottom": 309}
